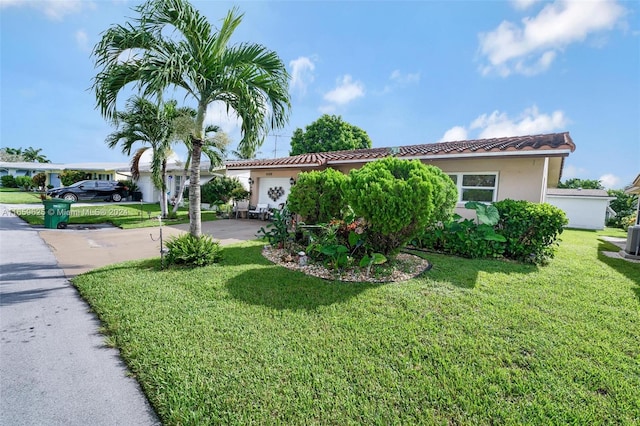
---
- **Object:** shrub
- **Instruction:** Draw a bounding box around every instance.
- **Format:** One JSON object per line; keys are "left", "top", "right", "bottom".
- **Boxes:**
{"left": 165, "top": 234, "right": 223, "bottom": 267}
{"left": 119, "top": 179, "right": 139, "bottom": 193}
{"left": 60, "top": 170, "right": 88, "bottom": 186}
{"left": 287, "top": 169, "right": 348, "bottom": 224}
{"left": 256, "top": 207, "right": 293, "bottom": 249}
{"left": 32, "top": 172, "right": 47, "bottom": 190}
{"left": 493, "top": 199, "right": 567, "bottom": 264}
{"left": 201, "top": 176, "right": 244, "bottom": 205}
{"left": 1, "top": 175, "right": 17, "bottom": 188}
{"left": 345, "top": 157, "right": 457, "bottom": 255}
{"left": 14, "top": 175, "right": 34, "bottom": 191}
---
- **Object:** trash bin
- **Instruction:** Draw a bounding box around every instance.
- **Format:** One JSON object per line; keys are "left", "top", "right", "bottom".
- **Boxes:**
{"left": 43, "top": 198, "right": 74, "bottom": 229}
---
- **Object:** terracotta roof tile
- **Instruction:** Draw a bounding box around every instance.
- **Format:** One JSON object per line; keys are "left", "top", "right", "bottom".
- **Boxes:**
{"left": 226, "top": 132, "right": 575, "bottom": 169}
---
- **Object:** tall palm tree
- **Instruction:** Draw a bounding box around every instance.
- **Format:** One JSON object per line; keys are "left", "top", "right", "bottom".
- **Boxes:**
{"left": 92, "top": 0, "right": 290, "bottom": 237}
{"left": 106, "top": 96, "right": 193, "bottom": 218}
{"left": 22, "top": 147, "right": 51, "bottom": 163}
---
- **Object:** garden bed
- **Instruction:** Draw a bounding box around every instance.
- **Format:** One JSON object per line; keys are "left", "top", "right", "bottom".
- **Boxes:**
{"left": 262, "top": 245, "right": 431, "bottom": 283}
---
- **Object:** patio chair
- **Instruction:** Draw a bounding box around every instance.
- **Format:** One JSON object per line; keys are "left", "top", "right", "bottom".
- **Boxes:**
{"left": 248, "top": 203, "right": 269, "bottom": 220}
{"left": 234, "top": 200, "right": 250, "bottom": 219}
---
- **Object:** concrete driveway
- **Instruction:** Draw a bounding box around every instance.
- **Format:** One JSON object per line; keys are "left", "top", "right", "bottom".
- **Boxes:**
{"left": 39, "top": 218, "right": 266, "bottom": 278}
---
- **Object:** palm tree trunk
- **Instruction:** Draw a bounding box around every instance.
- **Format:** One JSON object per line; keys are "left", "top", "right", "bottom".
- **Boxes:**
{"left": 172, "top": 154, "right": 191, "bottom": 214}
{"left": 161, "top": 159, "right": 168, "bottom": 218}
{"left": 189, "top": 104, "right": 206, "bottom": 237}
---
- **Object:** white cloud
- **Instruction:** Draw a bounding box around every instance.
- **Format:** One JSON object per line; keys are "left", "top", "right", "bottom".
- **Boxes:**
{"left": 323, "top": 75, "right": 365, "bottom": 105}
{"left": 439, "top": 105, "right": 568, "bottom": 142}
{"left": 389, "top": 70, "right": 420, "bottom": 86}
{"left": 478, "top": 0, "right": 626, "bottom": 76}
{"left": 289, "top": 56, "right": 315, "bottom": 96}
{"left": 0, "top": 0, "right": 93, "bottom": 20}
{"left": 512, "top": 0, "right": 539, "bottom": 10}
{"left": 599, "top": 173, "right": 620, "bottom": 189}
{"left": 75, "top": 29, "right": 90, "bottom": 52}
{"left": 470, "top": 105, "right": 568, "bottom": 138}
{"left": 440, "top": 126, "right": 468, "bottom": 142}
{"left": 562, "top": 164, "right": 589, "bottom": 179}
{"left": 204, "top": 101, "right": 242, "bottom": 135}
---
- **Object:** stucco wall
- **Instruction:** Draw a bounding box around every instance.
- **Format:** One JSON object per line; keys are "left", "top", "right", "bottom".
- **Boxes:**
{"left": 546, "top": 195, "right": 611, "bottom": 230}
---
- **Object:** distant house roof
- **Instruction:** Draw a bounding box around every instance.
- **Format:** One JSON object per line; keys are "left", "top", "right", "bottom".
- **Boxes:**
{"left": 625, "top": 174, "right": 640, "bottom": 195}
{"left": 547, "top": 188, "right": 611, "bottom": 198}
{"left": 227, "top": 132, "right": 576, "bottom": 170}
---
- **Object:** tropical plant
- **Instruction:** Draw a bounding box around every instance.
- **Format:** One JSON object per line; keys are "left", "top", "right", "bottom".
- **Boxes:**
{"left": 14, "top": 175, "right": 34, "bottom": 191}
{"left": 607, "top": 189, "right": 638, "bottom": 228}
{"left": 165, "top": 234, "right": 223, "bottom": 267}
{"left": 289, "top": 114, "right": 372, "bottom": 156}
{"left": 22, "top": 147, "right": 51, "bottom": 163}
{"left": 345, "top": 157, "right": 458, "bottom": 256}
{"left": 256, "top": 207, "right": 292, "bottom": 249}
{"left": 59, "top": 170, "right": 87, "bottom": 186}
{"left": 93, "top": 0, "right": 290, "bottom": 237}
{"left": 106, "top": 96, "right": 193, "bottom": 218}
{"left": 287, "top": 168, "right": 348, "bottom": 224}
{"left": 32, "top": 172, "right": 47, "bottom": 190}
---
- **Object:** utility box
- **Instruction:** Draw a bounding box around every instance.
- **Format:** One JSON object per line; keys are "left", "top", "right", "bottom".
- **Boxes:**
{"left": 43, "top": 198, "right": 74, "bottom": 229}
{"left": 624, "top": 225, "right": 640, "bottom": 257}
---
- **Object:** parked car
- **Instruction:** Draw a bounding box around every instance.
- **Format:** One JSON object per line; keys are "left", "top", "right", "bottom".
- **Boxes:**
{"left": 46, "top": 180, "right": 129, "bottom": 202}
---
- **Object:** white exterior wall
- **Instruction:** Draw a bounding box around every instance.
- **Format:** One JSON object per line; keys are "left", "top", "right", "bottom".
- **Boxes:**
{"left": 546, "top": 195, "right": 612, "bottom": 230}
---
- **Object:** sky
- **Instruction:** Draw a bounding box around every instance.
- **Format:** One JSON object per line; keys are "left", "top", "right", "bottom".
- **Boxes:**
{"left": 1, "top": 0, "right": 638, "bottom": 189}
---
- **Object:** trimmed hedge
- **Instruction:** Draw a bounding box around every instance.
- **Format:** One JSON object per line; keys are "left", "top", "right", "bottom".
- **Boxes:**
{"left": 287, "top": 168, "right": 348, "bottom": 224}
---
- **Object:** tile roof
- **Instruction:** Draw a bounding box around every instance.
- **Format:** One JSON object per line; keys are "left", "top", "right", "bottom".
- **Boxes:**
{"left": 227, "top": 132, "right": 575, "bottom": 169}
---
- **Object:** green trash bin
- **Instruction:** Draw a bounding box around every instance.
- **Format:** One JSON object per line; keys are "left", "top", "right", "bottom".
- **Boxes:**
{"left": 43, "top": 198, "right": 74, "bottom": 229}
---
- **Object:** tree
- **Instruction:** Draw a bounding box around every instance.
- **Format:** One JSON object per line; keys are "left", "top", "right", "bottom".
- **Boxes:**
{"left": 22, "top": 147, "right": 51, "bottom": 163}
{"left": 106, "top": 96, "right": 194, "bottom": 218}
{"left": 93, "top": 0, "right": 290, "bottom": 237}
{"left": 289, "top": 114, "right": 372, "bottom": 156}
{"left": 557, "top": 178, "right": 603, "bottom": 189}
{"left": 607, "top": 189, "right": 638, "bottom": 228}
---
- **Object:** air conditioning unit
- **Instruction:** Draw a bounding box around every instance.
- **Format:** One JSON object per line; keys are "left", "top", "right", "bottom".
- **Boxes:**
{"left": 625, "top": 225, "right": 640, "bottom": 256}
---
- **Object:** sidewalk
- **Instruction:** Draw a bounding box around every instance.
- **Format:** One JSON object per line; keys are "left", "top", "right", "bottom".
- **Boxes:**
{"left": 0, "top": 211, "right": 160, "bottom": 425}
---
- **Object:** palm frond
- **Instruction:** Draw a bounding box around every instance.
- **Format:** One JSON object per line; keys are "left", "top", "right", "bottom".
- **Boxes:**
{"left": 130, "top": 147, "right": 149, "bottom": 181}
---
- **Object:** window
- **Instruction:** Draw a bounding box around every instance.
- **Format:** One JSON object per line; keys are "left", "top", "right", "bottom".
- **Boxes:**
{"left": 447, "top": 173, "right": 498, "bottom": 203}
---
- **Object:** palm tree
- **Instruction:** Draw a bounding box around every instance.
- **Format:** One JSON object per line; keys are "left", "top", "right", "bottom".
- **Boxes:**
{"left": 106, "top": 96, "right": 193, "bottom": 218}
{"left": 22, "top": 147, "right": 51, "bottom": 163}
{"left": 92, "top": 0, "right": 290, "bottom": 237}
{"left": 170, "top": 118, "right": 230, "bottom": 215}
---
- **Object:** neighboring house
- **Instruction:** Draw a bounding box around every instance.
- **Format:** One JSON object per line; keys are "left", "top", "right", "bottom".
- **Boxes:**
{"left": 227, "top": 132, "right": 576, "bottom": 218}
{"left": 0, "top": 161, "right": 128, "bottom": 187}
{"left": 119, "top": 159, "right": 228, "bottom": 204}
{"left": 546, "top": 188, "right": 614, "bottom": 230}
{"left": 623, "top": 173, "right": 640, "bottom": 259}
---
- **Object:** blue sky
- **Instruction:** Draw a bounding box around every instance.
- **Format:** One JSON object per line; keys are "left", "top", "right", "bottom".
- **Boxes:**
{"left": 1, "top": 0, "right": 638, "bottom": 188}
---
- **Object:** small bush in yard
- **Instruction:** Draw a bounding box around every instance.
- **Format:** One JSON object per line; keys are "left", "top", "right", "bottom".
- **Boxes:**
{"left": 494, "top": 199, "right": 567, "bottom": 264}
{"left": 345, "top": 157, "right": 458, "bottom": 256}
{"left": 165, "top": 234, "right": 223, "bottom": 267}
{"left": 1, "top": 175, "right": 17, "bottom": 188}
{"left": 14, "top": 175, "right": 34, "bottom": 191}
{"left": 287, "top": 168, "right": 348, "bottom": 224}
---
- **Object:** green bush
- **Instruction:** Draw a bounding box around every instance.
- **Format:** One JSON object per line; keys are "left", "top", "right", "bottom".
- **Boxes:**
{"left": 1, "top": 175, "right": 17, "bottom": 188}
{"left": 345, "top": 157, "right": 457, "bottom": 256}
{"left": 165, "top": 234, "right": 223, "bottom": 267}
{"left": 287, "top": 169, "right": 348, "bottom": 224}
{"left": 201, "top": 176, "right": 245, "bottom": 205}
{"left": 60, "top": 170, "right": 88, "bottom": 186}
{"left": 256, "top": 207, "right": 292, "bottom": 249}
{"left": 493, "top": 199, "right": 567, "bottom": 264}
{"left": 119, "top": 179, "right": 139, "bottom": 193}
{"left": 14, "top": 175, "right": 34, "bottom": 191}
{"left": 32, "top": 172, "right": 47, "bottom": 190}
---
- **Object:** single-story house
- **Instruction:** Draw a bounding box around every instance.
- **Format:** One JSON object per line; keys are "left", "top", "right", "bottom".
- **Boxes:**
{"left": 227, "top": 132, "right": 576, "bottom": 219}
{"left": 118, "top": 159, "right": 247, "bottom": 204}
{"left": 546, "top": 188, "right": 614, "bottom": 230}
{"left": 0, "top": 161, "right": 129, "bottom": 188}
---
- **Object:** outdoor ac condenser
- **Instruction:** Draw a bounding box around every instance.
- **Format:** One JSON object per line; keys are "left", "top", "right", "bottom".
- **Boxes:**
{"left": 625, "top": 225, "right": 640, "bottom": 256}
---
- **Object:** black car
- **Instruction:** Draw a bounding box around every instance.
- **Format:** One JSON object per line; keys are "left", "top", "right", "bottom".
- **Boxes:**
{"left": 47, "top": 180, "right": 129, "bottom": 202}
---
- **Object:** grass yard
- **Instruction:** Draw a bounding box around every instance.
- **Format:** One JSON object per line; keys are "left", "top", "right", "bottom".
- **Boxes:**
{"left": 73, "top": 229, "right": 640, "bottom": 425}
{"left": 0, "top": 187, "right": 43, "bottom": 204}
{"left": 12, "top": 202, "right": 218, "bottom": 229}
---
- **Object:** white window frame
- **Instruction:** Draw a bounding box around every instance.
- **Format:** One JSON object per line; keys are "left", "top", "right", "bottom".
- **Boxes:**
{"left": 447, "top": 172, "right": 499, "bottom": 204}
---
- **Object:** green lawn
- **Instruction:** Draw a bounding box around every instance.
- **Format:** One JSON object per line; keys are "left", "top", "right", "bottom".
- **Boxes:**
{"left": 12, "top": 202, "right": 218, "bottom": 229}
{"left": 0, "top": 188, "right": 43, "bottom": 204}
{"left": 73, "top": 229, "right": 640, "bottom": 425}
